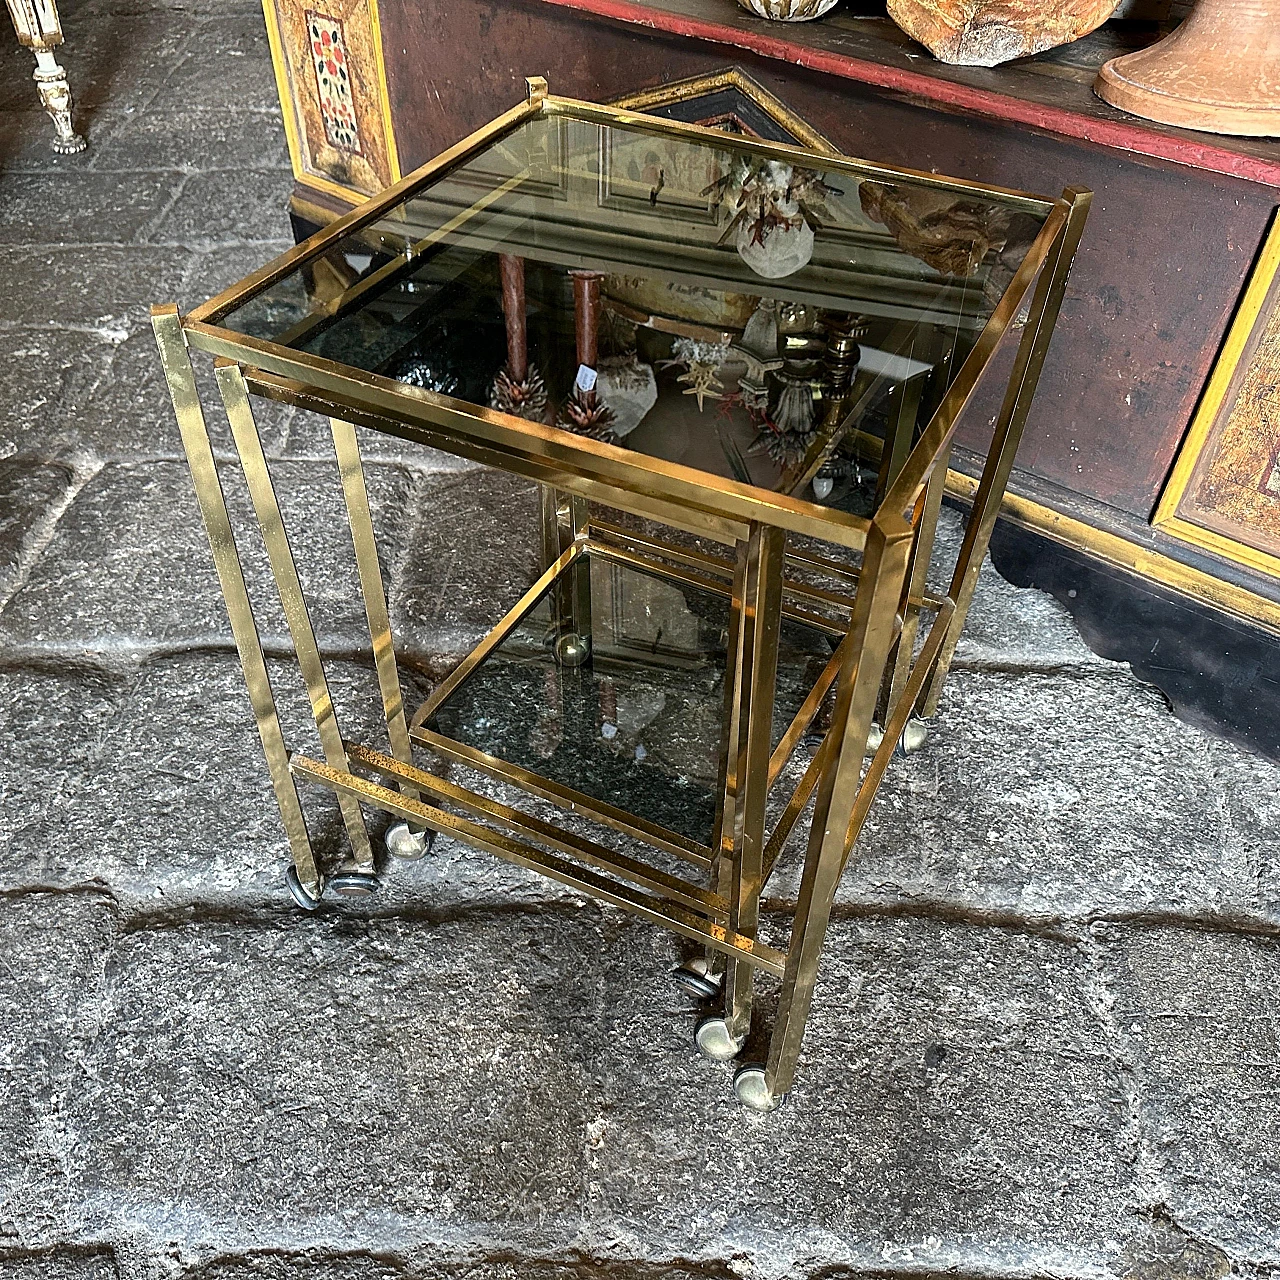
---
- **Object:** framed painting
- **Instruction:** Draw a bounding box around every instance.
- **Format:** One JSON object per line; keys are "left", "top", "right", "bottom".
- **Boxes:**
{"left": 1155, "top": 215, "right": 1280, "bottom": 583}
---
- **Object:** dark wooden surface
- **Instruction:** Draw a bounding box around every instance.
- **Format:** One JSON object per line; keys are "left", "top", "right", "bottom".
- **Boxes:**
{"left": 378, "top": 0, "right": 1280, "bottom": 520}
{"left": 531, "top": 0, "right": 1280, "bottom": 185}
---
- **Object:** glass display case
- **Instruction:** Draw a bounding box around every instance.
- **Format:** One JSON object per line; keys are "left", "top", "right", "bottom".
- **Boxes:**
{"left": 153, "top": 78, "right": 1090, "bottom": 1111}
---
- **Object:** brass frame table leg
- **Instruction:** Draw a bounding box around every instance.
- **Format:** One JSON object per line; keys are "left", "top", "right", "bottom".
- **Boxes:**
{"left": 695, "top": 524, "right": 785, "bottom": 1061}
{"left": 724, "top": 524, "right": 786, "bottom": 1040}
{"left": 215, "top": 362, "right": 376, "bottom": 878}
{"left": 330, "top": 416, "right": 411, "bottom": 766}
{"left": 540, "top": 487, "right": 592, "bottom": 655}
{"left": 151, "top": 307, "right": 321, "bottom": 899}
{"left": 922, "top": 190, "right": 1093, "bottom": 718}
{"left": 878, "top": 437, "right": 952, "bottom": 747}
{"left": 739, "top": 522, "right": 912, "bottom": 1112}
{"left": 331, "top": 415, "right": 431, "bottom": 859}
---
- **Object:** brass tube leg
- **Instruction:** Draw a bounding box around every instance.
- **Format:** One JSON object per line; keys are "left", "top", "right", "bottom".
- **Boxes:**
{"left": 723, "top": 524, "right": 786, "bottom": 1044}
{"left": 330, "top": 417, "right": 411, "bottom": 767}
{"left": 215, "top": 362, "right": 375, "bottom": 871}
{"left": 756, "top": 523, "right": 912, "bottom": 1108}
{"left": 922, "top": 189, "right": 1093, "bottom": 718}
{"left": 541, "top": 488, "right": 591, "bottom": 646}
{"left": 883, "top": 438, "right": 952, "bottom": 724}
{"left": 873, "top": 370, "right": 925, "bottom": 509}
{"left": 704, "top": 541, "right": 749, "bottom": 984}
{"left": 151, "top": 306, "right": 320, "bottom": 892}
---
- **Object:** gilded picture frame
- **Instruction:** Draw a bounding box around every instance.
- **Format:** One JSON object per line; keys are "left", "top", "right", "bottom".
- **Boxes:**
{"left": 1154, "top": 214, "right": 1280, "bottom": 583}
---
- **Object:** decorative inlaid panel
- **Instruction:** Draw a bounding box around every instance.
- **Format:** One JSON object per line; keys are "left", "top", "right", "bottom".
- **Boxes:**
{"left": 305, "top": 11, "right": 363, "bottom": 154}
{"left": 266, "top": 0, "right": 396, "bottom": 198}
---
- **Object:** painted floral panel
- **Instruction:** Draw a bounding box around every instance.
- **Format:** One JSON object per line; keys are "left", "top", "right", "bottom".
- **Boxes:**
{"left": 305, "top": 11, "right": 363, "bottom": 156}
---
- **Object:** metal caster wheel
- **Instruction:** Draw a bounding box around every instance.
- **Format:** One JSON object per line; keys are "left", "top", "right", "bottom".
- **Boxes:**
{"left": 733, "top": 1063, "right": 785, "bottom": 1113}
{"left": 385, "top": 820, "right": 434, "bottom": 861}
{"left": 328, "top": 869, "right": 381, "bottom": 897}
{"left": 553, "top": 631, "right": 591, "bottom": 668}
{"left": 284, "top": 865, "right": 323, "bottom": 911}
{"left": 865, "top": 719, "right": 928, "bottom": 758}
{"left": 900, "top": 718, "right": 928, "bottom": 754}
{"left": 694, "top": 1015, "right": 745, "bottom": 1062}
{"left": 673, "top": 956, "right": 722, "bottom": 1000}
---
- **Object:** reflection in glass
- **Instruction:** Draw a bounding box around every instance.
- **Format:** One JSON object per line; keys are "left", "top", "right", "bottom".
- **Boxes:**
{"left": 423, "top": 552, "right": 833, "bottom": 847}
{"left": 220, "top": 114, "right": 1048, "bottom": 505}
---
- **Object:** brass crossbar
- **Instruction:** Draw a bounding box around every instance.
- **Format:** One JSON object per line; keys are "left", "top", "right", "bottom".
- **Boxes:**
{"left": 343, "top": 741, "right": 725, "bottom": 917}
{"left": 290, "top": 754, "right": 787, "bottom": 976}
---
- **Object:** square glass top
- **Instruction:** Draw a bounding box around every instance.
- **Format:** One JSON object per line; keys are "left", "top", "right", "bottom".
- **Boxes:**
{"left": 213, "top": 105, "right": 1054, "bottom": 500}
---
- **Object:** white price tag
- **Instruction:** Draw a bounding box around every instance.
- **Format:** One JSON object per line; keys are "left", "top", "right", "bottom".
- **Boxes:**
{"left": 575, "top": 364, "right": 597, "bottom": 393}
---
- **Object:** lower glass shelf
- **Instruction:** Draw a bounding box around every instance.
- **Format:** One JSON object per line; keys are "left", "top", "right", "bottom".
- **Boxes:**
{"left": 418, "top": 546, "right": 835, "bottom": 849}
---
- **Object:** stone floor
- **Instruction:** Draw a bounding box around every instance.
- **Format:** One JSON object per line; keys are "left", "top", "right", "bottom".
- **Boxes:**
{"left": 3, "top": 3, "right": 1280, "bottom": 1278}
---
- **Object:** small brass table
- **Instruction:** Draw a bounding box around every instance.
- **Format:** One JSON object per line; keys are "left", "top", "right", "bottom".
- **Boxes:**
{"left": 153, "top": 79, "right": 1089, "bottom": 1111}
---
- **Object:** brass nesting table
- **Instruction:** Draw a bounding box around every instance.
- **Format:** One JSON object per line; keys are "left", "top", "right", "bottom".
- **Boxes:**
{"left": 153, "top": 79, "right": 1089, "bottom": 1111}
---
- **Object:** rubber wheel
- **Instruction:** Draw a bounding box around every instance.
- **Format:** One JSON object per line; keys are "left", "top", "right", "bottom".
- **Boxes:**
{"left": 694, "top": 1015, "right": 745, "bottom": 1062}
{"left": 285, "top": 865, "right": 323, "bottom": 911}
{"left": 674, "top": 961, "right": 722, "bottom": 1000}
{"left": 328, "top": 869, "right": 380, "bottom": 897}
{"left": 733, "top": 1063, "right": 785, "bottom": 1113}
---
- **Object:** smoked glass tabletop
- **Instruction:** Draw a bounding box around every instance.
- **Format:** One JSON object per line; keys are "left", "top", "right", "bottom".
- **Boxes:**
{"left": 422, "top": 549, "right": 836, "bottom": 849}
{"left": 218, "top": 111, "right": 1052, "bottom": 501}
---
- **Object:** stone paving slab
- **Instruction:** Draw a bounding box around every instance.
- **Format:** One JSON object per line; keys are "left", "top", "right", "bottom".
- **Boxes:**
{"left": 184, "top": 1253, "right": 740, "bottom": 1278}
{"left": 0, "top": 247, "right": 193, "bottom": 326}
{"left": 180, "top": 244, "right": 297, "bottom": 312}
{"left": 929, "top": 506, "right": 1114, "bottom": 672}
{"left": 0, "top": 1254, "right": 118, "bottom": 1280}
{"left": 0, "top": 459, "right": 429, "bottom": 656}
{"left": 393, "top": 469, "right": 544, "bottom": 663}
{"left": 0, "top": 12, "right": 193, "bottom": 114}
{"left": 767, "top": 668, "right": 1273, "bottom": 923}
{"left": 0, "top": 172, "right": 180, "bottom": 247}
{"left": 0, "top": 460, "right": 78, "bottom": 601}
{"left": 1101, "top": 924, "right": 1280, "bottom": 1266}
{"left": 0, "top": 892, "right": 117, "bottom": 1247}
{"left": 62, "top": 328, "right": 295, "bottom": 463}
{"left": 147, "top": 170, "right": 296, "bottom": 249}
{"left": 143, "top": 12, "right": 282, "bottom": 114}
{"left": 85, "top": 107, "right": 292, "bottom": 176}
{"left": 10, "top": 901, "right": 1132, "bottom": 1277}
{"left": 66, "top": 910, "right": 598, "bottom": 1253}
{"left": 1, "top": 655, "right": 397, "bottom": 907}
{"left": 590, "top": 915, "right": 1132, "bottom": 1278}
{"left": 0, "top": 328, "right": 271, "bottom": 463}
{"left": 1203, "top": 738, "right": 1280, "bottom": 921}
{"left": 0, "top": 650, "right": 579, "bottom": 915}
{"left": 0, "top": 659, "right": 126, "bottom": 840}
{"left": 277, "top": 412, "right": 486, "bottom": 472}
